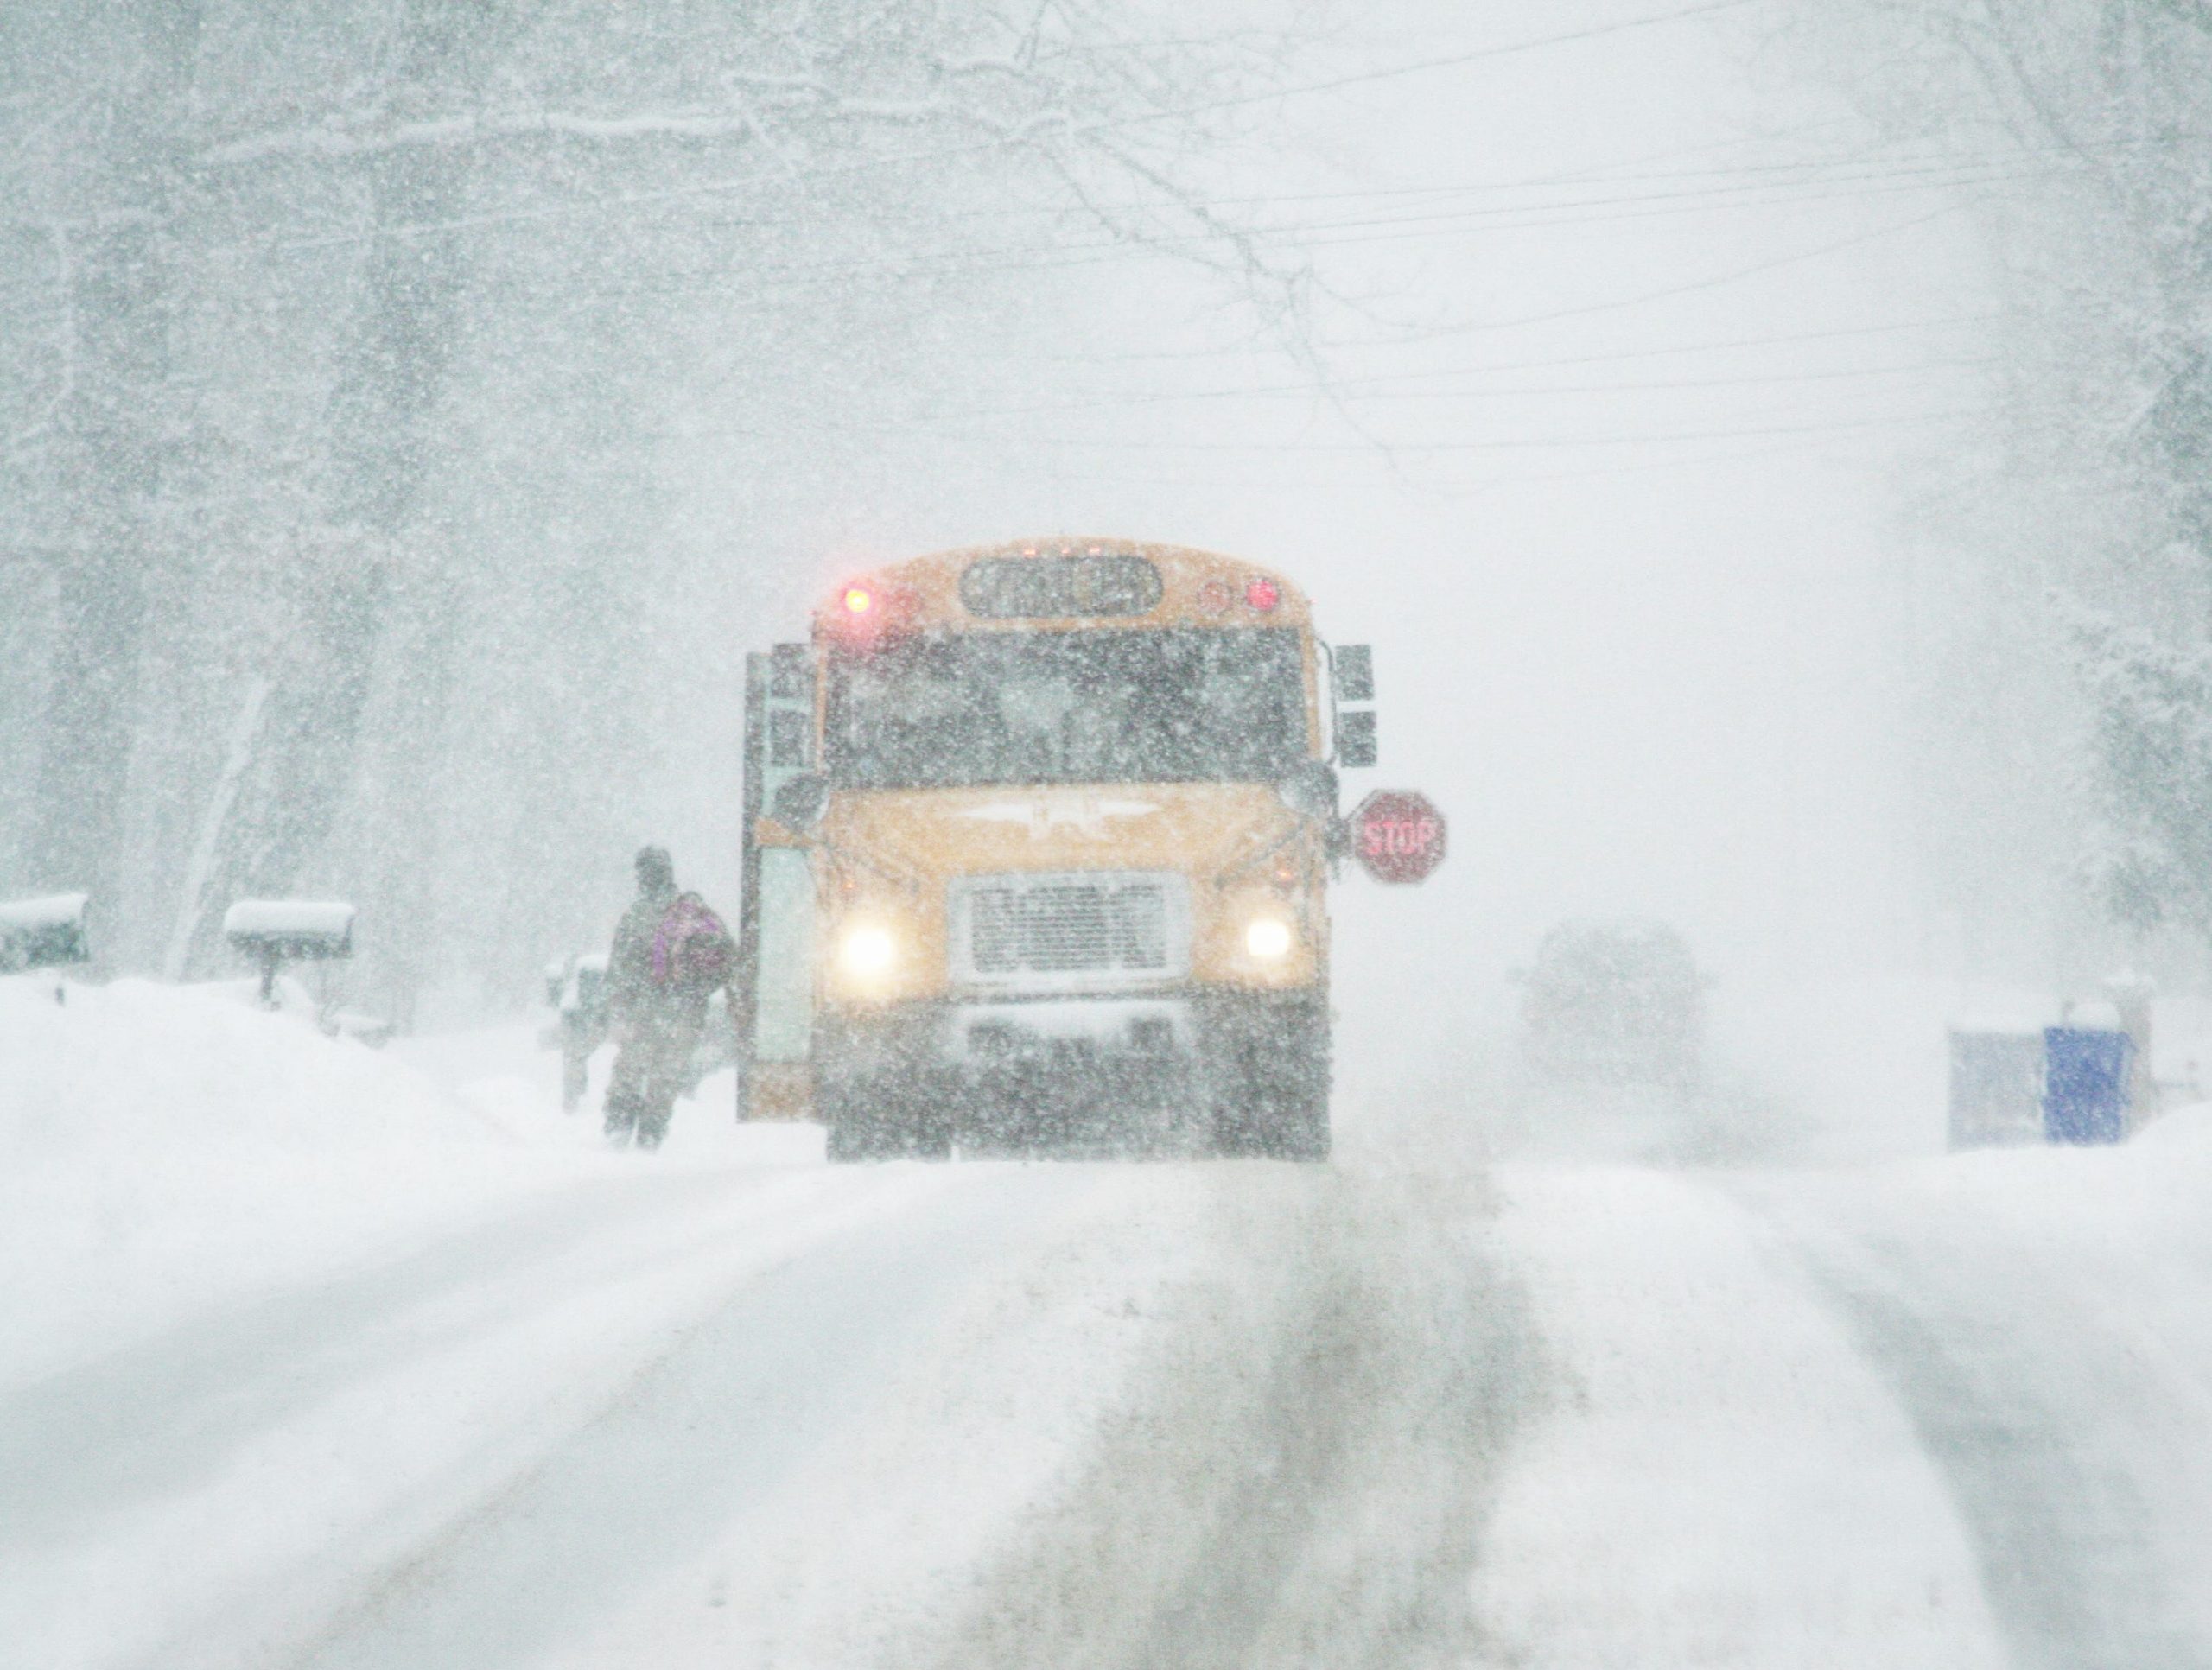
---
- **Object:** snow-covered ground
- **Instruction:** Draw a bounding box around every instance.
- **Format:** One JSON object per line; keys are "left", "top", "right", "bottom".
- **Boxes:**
{"left": 5, "top": 975, "right": 2210, "bottom": 1668}
{"left": 3, "top": 977, "right": 574, "bottom": 1383}
{"left": 1476, "top": 1096, "right": 2212, "bottom": 1670}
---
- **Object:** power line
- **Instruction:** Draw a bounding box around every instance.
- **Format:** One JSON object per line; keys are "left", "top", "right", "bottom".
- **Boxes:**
{"left": 700, "top": 403, "right": 1981, "bottom": 456}
{"left": 813, "top": 429, "right": 1926, "bottom": 496}
{"left": 1211, "top": 165, "right": 2031, "bottom": 250}
{"left": 1020, "top": 310, "right": 2005, "bottom": 369}
{"left": 246, "top": 129, "right": 2018, "bottom": 264}
{"left": 767, "top": 137, "right": 1932, "bottom": 224}
{"left": 228, "top": 109, "right": 2202, "bottom": 267}
{"left": 981, "top": 410, "right": 1986, "bottom": 453}
{"left": 1418, "top": 432, "right": 1895, "bottom": 492}
{"left": 1400, "top": 205, "right": 1970, "bottom": 340}
{"left": 436, "top": 165, "right": 2017, "bottom": 317}
{"left": 664, "top": 151, "right": 2036, "bottom": 257}
{"left": 227, "top": 3, "right": 1781, "bottom": 256}
{"left": 920, "top": 357, "right": 1998, "bottom": 422}
{"left": 582, "top": 196, "right": 1975, "bottom": 340}
{"left": 899, "top": 150, "right": 2009, "bottom": 230}
{"left": 1119, "top": 0, "right": 1772, "bottom": 120}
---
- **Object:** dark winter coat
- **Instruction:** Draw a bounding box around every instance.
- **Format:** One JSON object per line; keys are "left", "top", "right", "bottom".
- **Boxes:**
{"left": 607, "top": 883, "right": 679, "bottom": 1022}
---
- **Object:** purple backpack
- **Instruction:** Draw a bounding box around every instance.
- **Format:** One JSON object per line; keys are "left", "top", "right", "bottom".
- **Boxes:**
{"left": 652, "top": 893, "right": 734, "bottom": 990}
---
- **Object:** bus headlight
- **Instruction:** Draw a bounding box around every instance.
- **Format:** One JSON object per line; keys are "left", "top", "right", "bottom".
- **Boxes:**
{"left": 837, "top": 924, "right": 897, "bottom": 980}
{"left": 1244, "top": 917, "right": 1294, "bottom": 960}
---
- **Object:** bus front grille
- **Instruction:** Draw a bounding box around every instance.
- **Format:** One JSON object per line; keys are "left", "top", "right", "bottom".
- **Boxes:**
{"left": 951, "top": 873, "right": 1191, "bottom": 989}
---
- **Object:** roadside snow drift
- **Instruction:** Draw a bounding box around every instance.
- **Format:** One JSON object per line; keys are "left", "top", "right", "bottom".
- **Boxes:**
{"left": 0, "top": 977, "right": 580, "bottom": 1380}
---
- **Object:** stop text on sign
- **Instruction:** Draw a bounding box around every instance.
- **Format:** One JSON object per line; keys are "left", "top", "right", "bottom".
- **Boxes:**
{"left": 1349, "top": 790, "right": 1446, "bottom": 884}
{"left": 1362, "top": 816, "right": 1439, "bottom": 860}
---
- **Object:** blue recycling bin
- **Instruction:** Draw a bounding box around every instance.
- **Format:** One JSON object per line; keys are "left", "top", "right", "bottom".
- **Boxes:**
{"left": 2042, "top": 1026, "right": 2132, "bottom": 1145}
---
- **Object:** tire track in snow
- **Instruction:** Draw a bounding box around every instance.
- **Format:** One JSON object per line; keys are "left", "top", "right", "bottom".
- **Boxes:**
{"left": 1473, "top": 1165, "right": 2012, "bottom": 1670}
{"left": 0, "top": 1165, "right": 887, "bottom": 1551}
{"left": 1770, "top": 1210, "right": 2212, "bottom": 1670}
{"left": 264, "top": 1165, "right": 1096, "bottom": 1670}
{"left": 920, "top": 1157, "right": 1536, "bottom": 1670}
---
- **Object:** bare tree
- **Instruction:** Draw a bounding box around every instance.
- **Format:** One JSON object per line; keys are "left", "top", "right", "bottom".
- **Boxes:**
{"left": 3, "top": 2, "right": 203, "bottom": 934}
{"left": 1803, "top": 0, "right": 2212, "bottom": 956}
{"left": 0, "top": 0, "right": 1319, "bottom": 1008}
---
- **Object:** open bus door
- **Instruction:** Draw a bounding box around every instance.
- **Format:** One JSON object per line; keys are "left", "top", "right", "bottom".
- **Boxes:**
{"left": 736, "top": 643, "right": 816, "bottom": 1120}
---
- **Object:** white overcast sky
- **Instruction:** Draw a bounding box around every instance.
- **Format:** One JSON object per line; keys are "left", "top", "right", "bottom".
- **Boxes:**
{"left": 666, "top": 0, "right": 2004, "bottom": 1108}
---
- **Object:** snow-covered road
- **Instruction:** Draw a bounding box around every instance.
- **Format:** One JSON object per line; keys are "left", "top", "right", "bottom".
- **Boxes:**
{"left": 7, "top": 986, "right": 2210, "bottom": 1669}
{"left": 3, "top": 1144, "right": 1528, "bottom": 1669}
{"left": 1476, "top": 1142, "right": 2212, "bottom": 1670}
{"left": 1747, "top": 1171, "right": 2212, "bottom": 1669}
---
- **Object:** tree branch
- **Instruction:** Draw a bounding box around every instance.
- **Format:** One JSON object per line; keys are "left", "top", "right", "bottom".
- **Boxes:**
{"left": 202, "top": 106, "right": 768, "bottom": 166}
{"left": 2145, "top": 0, "right": 2212, "bottom": 35}
{"left": 7, "top": 221, "right": 75, "bottom": 462}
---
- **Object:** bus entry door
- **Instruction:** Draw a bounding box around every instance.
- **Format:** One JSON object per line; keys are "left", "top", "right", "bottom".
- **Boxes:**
{"left": 738, "top": 644, "right": 816, "bottom": 1118}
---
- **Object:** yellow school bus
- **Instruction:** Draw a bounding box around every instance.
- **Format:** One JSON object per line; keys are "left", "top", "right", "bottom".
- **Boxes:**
{"left": 734, "top": 538, "right": 1376, "bottom": 1161}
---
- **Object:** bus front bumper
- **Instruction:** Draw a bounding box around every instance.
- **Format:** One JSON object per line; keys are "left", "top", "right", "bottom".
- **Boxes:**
{"left": 814, "top": 991, "right": 1318, "bottom": 1156}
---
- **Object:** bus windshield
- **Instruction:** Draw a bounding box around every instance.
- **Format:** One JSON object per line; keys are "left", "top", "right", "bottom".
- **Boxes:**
{"left": 826, "top": 627, "right": 1306, "bottom": 790}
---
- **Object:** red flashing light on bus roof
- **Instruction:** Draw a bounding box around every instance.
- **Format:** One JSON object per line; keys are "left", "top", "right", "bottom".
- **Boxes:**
{"left": 1246, "top": 577, "right": 1281, "bottom": 613}
{"left": 842, "top": 586, "right": 874, "bottom": 616}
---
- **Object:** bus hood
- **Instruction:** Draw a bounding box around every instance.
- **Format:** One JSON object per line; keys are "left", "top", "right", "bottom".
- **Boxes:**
{"left": 818, "top": 782, "right": 1305, "bottom": 886}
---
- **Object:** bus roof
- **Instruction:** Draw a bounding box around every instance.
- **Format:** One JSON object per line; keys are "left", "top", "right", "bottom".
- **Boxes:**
{"left": 815, "top": 538, "right": 1312, "bottom": 638}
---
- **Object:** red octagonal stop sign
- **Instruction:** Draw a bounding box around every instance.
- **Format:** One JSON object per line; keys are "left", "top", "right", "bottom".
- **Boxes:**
{"left": 1350, "top": 790, "right": 1447, "bottom": 884}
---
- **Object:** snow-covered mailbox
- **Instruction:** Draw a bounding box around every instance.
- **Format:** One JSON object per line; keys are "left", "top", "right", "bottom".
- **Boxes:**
{"left": 0, "top": 892, "right": 91, "bottom": 975}
{"left": 224, "top": 899, "right": 356, "bottom": 1007}
{"left": 543, "top": 953, "right": 612, "bottom": 1113}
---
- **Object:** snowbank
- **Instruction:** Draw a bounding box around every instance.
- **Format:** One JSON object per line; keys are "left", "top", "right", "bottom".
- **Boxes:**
{"left": 1835, "top": 1101, "right": 2212, "bottom": 1311}
{"left": 0, "top": 977, "right": 594, "bottom": 1381}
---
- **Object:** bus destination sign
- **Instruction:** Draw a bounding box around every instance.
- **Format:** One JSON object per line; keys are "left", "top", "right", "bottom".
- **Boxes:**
{"left": 1350, "top": 790, "right": 1446, "bottom": 885}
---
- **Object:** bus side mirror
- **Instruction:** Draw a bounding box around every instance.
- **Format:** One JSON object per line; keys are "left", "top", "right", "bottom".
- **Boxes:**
{"left": 1332, "top": 645, "right": 1374, "bottom": 703}
{"left": 772, "top": 773, "right": 830, "bottom": 832}
{"left": 1277, "top": 759, "right": 1338, "bottom": 821}
{"left": 1336, "top": 710, "right": 1377, "bottom": 769}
